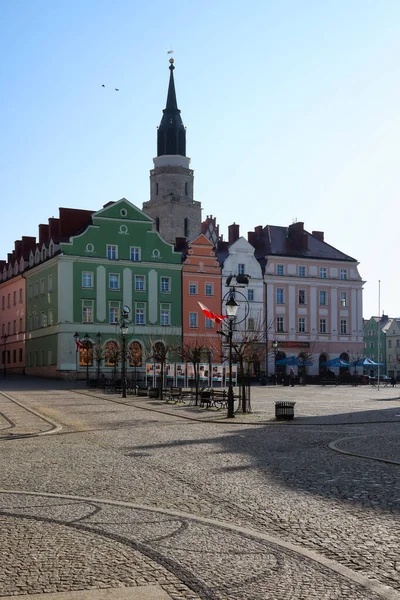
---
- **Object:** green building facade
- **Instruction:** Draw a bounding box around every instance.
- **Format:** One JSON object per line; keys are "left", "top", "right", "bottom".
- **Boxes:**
{"left": 25, "top": 199, "right": 182, "bottom": 378}
{"left": 363, "top": 316, "right": 388, "bottom": 375}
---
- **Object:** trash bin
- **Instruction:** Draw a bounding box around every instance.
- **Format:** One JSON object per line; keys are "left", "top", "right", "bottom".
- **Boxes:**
{"left": 149, "top": 387, "right": 160, "bottom": 399}
{"left": 275, "top": 401, "right": 296, "bottom": 421}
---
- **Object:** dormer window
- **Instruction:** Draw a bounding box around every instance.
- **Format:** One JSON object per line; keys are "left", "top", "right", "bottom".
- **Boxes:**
{"left": 49, "top": 243, "right": 54, "bottom": 257}
{"left": 41, "top": 248, "right": 46, "bottom": 261}
{"left": 29, "top": 253, "right": 34, "bottom": 267}
{"left": 14, "top": 263, "right": 18, "bottom": 275}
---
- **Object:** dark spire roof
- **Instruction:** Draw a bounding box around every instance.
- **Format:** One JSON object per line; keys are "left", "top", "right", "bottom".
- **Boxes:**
{"left": 157, "top": 59, "right": 186, "bottom": 157}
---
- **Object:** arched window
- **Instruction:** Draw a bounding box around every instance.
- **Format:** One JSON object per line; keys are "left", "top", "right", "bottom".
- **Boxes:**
{"left": 156, "top": 182, "right": 159, "bottom": 196}
{"left": 105, "top": 341, "right": 119, "bottom": 366}
{"left": 153, "top": 341, "right": 165, "bottom": 362}
{"left": 155, "top": 217, "right": 160, "bottom": 232}
{"left": 184, "top": 218, "right": 189, "bottom": 238}
{"left": 129, "top": 342, "right": 142, "bottom": 367}
{"left": 79, "top": 341, "right": 93, "bottom": 367}
{"left": 185, "top": 182, "right": 188, "bottom": 196}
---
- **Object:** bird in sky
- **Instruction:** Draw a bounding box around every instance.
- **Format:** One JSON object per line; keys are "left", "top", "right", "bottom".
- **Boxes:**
{"left": 115, "top": 88, "right": 119, "bottom": 91}
{"left": 101, "top": 84, "right": 105, "bottom": 87}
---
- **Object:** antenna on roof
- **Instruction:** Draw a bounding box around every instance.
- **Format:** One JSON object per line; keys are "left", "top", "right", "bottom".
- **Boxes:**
{"left": 292, "top": 217, "right": 298, "bottom": 224}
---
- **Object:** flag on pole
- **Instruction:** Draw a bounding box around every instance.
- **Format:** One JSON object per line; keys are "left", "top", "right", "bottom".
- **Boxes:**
{"left": 197, "top": 302, "right": 227, "bottom": 325}
{"left": 75, "top": 339, "right": 84, "bottom": 351}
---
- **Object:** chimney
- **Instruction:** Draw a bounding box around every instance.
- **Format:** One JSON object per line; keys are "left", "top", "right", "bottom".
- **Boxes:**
{"left": 7, "top": 253, "right": 13, "bottom": 265}
{"left": 312, "top": 230, "right": 324, "bottom": 242}
{"left": 14, "top": 240, "right": 22, "bottom": 260}
{"left": 48, "top": 217, "right": 60, "bottom": 242}
{"left": 39, "top": 224, "right": 49, "bottom": 245}
{"left": 21, "top": 236, "right": 37, "bottom": 259}
{"left": 228, "top": 223, "right": 240, "bottom": 244}
{"left": 58, "top": 208, "right": 94, "bottom": 240}
{"left": 288, "top": 222, "right": 308, "bottom": 250}
{"left": 248, "top": 231, "right": 256, "bottom": 246}
{"left": 174, "top": 237, "right": 187, "bottom": 252}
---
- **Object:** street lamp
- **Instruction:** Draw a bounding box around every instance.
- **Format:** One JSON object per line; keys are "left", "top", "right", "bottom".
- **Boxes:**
{"left": 119, "top": 306, "right": 130, "bottom": 398}
{"left": 83, "top": 333, "right": 90, "bottom": 386}
{"left": 96, "top": 332, "right": 102, "bottom": 383}
{"left": 272, "top": 340, "right": 278, "bottom": 384}
{"left": 2, "top": 334, "right": 8, "bottom": 378}
{"left": 73, "top": 332, "right": 80, "bottom": 380}
{"left": 226, "top": 293, "right": 239, "bottom": 418}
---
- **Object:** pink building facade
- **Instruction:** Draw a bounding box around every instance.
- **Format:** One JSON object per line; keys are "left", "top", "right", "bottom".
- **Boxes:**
{"left": 0, "top": 274, "right": 26, "bottom": 374}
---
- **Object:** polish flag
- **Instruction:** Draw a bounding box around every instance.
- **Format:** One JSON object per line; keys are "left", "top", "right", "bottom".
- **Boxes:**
{"left": 197, "top": 302, "right": 227, "bottom": 325}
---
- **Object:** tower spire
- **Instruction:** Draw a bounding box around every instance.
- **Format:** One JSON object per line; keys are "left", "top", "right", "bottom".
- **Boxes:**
{"left": 157, "top": 59, "right": 186, "bottom": 157}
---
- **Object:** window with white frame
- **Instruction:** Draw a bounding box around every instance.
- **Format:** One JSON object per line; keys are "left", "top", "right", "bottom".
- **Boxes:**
{"left": 319, "top": 290, "right": 327, "bottom": 306}
{"left": 34, "top": 314, "right": 39, "bottom": 329}
{"left": 82, "top": 272, "right": 93, "bottom": 288}
{"left": 130, "top": 247, "right": 141, "bottom": 262}
{"left": 298, "top": 266, "right": 306, "bottom": 277}
{"left": 340, "top": 268, "right": 347, "bottom": 280}
{"left": 160, "top": 304, "right": 170, "bottom": 326}
{"left": 388, "top": 340, "right": 392, "bottom": 348}
{"left": 320, "top": 268, "right": 327, "bottom": 278}
{"left": 248, "top": 318, "right": 255, "bottom": 331}
{"left": 340, "top": 319, "right": 347, "bottom": 334}
{"left": 7, "top": 294, "right": 10, "bottom": 307}
{"left": 48, "top": 309, "right": 53, "bottom": 326}
{"left": 276, "top": 288, "right": 284, "bottom": 304}
{"left": 13, "top": 291, "right": 16, "bottom": 305}
{"left": 276, "top": 264, "right": 284, "bottom": 275}
{"left": 109, "top": 273, "right": 120, "bottom": 290}
{"left": 13, "top": 320, "right": 16, "bottom": 333}
{"left": 247, "top": 289, "right": 254, "bottom": 302}
{"left": 82, "top": 300, "right": 94, "bottom": 323}
{"left": 19, "top": 288, "right": 22, "bottom": 303}
{"left": 238, "top": 263, "right": 245, "bottom": 275}
{"left": 41, "top": 312, "right": 47, "bottom": 327}
{"left": 106, "top": 244, "right": 118, "bottom": 260}
{"left": 48, "top": 275, "right": 52, "bottom": 292}
{"left": 205, "top": 283, "right": 213, "bottom": 296}
{"left": 189, "top": 312, "right": 198, "bottom": 328}
{"left": 19, "top": 318, "right": 23, "bottom": 332}
{"left": 277, "top": 317, "right": 284, "bottom": 332}
{"left": 368, "top": 330, "right": 373, "bottom": 336}
{"left": 319, "top": 319, "right": 327, "bottom": 333}
{"left": 109, "top": 301, "right": 120, "bottom": 324}
{"left": 161, "top": 277, "right": 170, "bottom": 292}
{"left": 34, "top": 282, "right": 38, "bottom": 297}
{"left": 189, "top": 282, "right": 197, "bottom": 295}
{"left": 28, "top": 285, "right": 32, "bottom": 299}
{"left": 135, "top": 303, "right": 146, "bottom": 325}
{"left": 298, "top": 289, "right": 306, "bottom": 304}
{"left": 205, "top": 317, "right": 213, "bottom": 328}
{"left": 340, "top": 291, "right": 347, "bottom": 307}
{"left": 40, "top": 278, "right": 44, "bottom": 294}
{"left": 135, "top": 275, "right": 145, "bottom": 291}
{"left": 298, "top": 317, "right": 306, "bottom": 333}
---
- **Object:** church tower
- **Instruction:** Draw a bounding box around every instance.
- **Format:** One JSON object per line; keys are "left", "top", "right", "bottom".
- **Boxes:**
{"left": 142, "top": 59, "right": 201, "bottom": 245}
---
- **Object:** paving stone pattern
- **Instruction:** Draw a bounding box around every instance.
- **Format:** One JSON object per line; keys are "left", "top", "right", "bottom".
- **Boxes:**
{"left": 0, "top": 380, "right": 399, "bottom": 599}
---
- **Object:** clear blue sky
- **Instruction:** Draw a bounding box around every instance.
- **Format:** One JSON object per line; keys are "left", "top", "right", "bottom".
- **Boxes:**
{"left": 1, "top": 0, "right": 399, "bottom": 318}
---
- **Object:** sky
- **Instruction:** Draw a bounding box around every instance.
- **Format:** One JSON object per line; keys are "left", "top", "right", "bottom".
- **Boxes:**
{"left": 1, "top": 0, "right": 399, "bottom": 318}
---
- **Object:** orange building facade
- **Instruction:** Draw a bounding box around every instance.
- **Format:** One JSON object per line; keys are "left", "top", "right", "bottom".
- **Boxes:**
{"left": 182, "top": 234, "right": 222, "bottom": 361}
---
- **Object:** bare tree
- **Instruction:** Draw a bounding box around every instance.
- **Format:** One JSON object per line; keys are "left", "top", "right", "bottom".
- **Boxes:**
{"left": 143, "top": 329, "right": 181, "bottom": 400}
{"left": 105, "top": 341, "right": 121, "bottom": 380}
{"left": 93, "top": 341, "right": 106, "bottom": 382}
{"left": 178, "top": 337, "right": 220, "bottom": 405}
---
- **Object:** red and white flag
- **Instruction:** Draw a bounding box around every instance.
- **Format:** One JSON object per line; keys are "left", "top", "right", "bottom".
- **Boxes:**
{"left": 75, "top": 339, "right": 84, "bottom": 351}
{"left": 197, "top": 302, "right": 227, "bottom": 325}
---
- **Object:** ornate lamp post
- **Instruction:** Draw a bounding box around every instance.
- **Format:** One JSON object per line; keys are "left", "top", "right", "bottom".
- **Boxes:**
{"left": 83, "top": 333, "right": 90, "bottom": 386}
{"left": 119, "top": 306, "right": 130, "bottom": 398}
{"left": 2, "top": 334, "right": 8, "bottom": 378}
{"left": 96, "top": 332, "right": 102, "bottom": 383}
{"left": 73, "top": 332, "right": 80, "bottom": 380}
{"left": 272, "top": 340, "right": 278, "bottom": 384}
{"left": 226, "top": 294, "right": 239, "bottom": 418}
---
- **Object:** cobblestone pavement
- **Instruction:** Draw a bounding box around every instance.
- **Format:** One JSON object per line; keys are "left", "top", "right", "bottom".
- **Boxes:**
{"left": 0, "top": 378, "right": 399, "bottom": 599}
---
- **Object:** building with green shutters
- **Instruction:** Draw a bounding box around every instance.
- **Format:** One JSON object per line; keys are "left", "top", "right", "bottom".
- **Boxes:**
{"left": 25, "top": 198, "right": 182, "bottom": 379}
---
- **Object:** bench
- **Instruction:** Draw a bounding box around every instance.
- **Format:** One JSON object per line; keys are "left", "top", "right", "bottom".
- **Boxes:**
{"left": 200, "top": 389, "right": 235, "bottom": 410}
{"left": 166, "top": 387, "right": 185, "bottom": 403}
